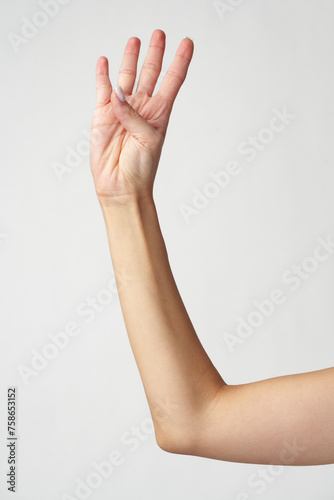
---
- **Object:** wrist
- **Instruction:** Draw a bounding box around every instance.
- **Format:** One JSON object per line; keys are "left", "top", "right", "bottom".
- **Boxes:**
{"left": 98, "top": 192, "right": 156, "bottom": 223}
{"left": 97, "top": 191, "right": 155, "bottom": 210}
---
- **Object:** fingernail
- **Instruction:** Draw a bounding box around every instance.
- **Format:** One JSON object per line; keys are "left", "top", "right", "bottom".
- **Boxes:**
{"left": 115, "top": 85, "right": 126, "bottom": 102}
{"left": 185, "top": 36, "right": 193, "bottom": 41}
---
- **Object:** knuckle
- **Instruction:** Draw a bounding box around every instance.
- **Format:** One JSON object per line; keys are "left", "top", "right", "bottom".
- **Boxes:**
{"left": 119, "top": 68, "right": 136, "bottom": 76}
{"left": 128, "top": 106, "right": 139, "bottom": 118}
{"left": 142, "top": 61, "right": 160, "bottom": 73}
{"left": 166, "top": 69, "right": 184, "bottom": 83}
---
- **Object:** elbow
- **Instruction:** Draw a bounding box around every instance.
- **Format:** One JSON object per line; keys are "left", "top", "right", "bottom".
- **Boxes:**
{"left": 154, "top": 384, "right": 227, "bottom": 456}
{"left": 155, "top": 432, "right": 176, "bottom": 454}
{"left": 153, "top": 410, "right": 208, "bottom": 456}
{"left": 151, "top": 405, "right": 198, "bottom": 455}
{"left": 155, "top": 427, "right": 196, "bottom": 455}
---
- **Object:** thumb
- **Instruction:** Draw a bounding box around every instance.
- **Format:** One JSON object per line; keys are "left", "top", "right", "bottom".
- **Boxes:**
{"left": 111, "top": 85, "right": 157, "bottom": 144}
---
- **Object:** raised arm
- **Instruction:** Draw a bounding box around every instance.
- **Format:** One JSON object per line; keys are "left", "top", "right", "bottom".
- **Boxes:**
{"left": 89, "top": 29, "right": 334, "bottom": 466}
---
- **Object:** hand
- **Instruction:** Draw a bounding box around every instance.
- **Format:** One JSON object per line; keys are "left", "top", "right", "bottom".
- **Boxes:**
{"left": 90, "top": 29, "right": 194, "bottom": 206}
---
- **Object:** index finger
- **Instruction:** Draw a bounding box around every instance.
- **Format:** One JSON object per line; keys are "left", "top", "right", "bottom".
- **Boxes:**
{"left": 156, "top": 37, "right": 194, "bottom": 106}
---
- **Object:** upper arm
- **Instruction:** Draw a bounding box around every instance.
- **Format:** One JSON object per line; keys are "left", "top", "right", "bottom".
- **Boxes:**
{"left": 187, "top": 367, "right": 334, "bottom": 465}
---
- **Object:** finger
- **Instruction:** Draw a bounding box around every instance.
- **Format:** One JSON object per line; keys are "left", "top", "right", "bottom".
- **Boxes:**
{"left": 111, "top": 86, "right": 158, "bottom": 144}
{"left": 96, "top": 56, "right": 112, "bottom": 107}
{"left": 136, "top": 29, "right": 165, "bottom": 97}
{"left": 156, "top": 37, "right": 194, "bottom": 106}
{"left": 117, "top": 37, "right": 141, "bottom": 96}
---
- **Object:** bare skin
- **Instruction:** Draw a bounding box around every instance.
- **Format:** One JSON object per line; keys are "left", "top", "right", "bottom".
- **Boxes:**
{"left": 89, "top": 29, "right": 334, "bottom": 466}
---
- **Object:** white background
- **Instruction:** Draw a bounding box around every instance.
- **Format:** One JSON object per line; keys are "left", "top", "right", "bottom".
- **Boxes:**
{"left": 1, "top": 0, "right": 334, "bottom": 498}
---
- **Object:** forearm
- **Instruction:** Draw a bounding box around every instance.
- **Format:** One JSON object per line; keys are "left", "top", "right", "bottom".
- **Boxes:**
{"left": 99, "top": 195, "right": 226, "bottom": 450}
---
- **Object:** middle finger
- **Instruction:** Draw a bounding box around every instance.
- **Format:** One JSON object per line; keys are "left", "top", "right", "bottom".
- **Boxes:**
{"left": 136, "top": 29, "right": 166, "bottom": 97}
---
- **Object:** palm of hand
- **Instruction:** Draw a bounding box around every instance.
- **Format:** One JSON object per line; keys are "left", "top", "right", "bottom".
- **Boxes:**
{"left": 90, "top": 30, "right": 193, "bottom": 203}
